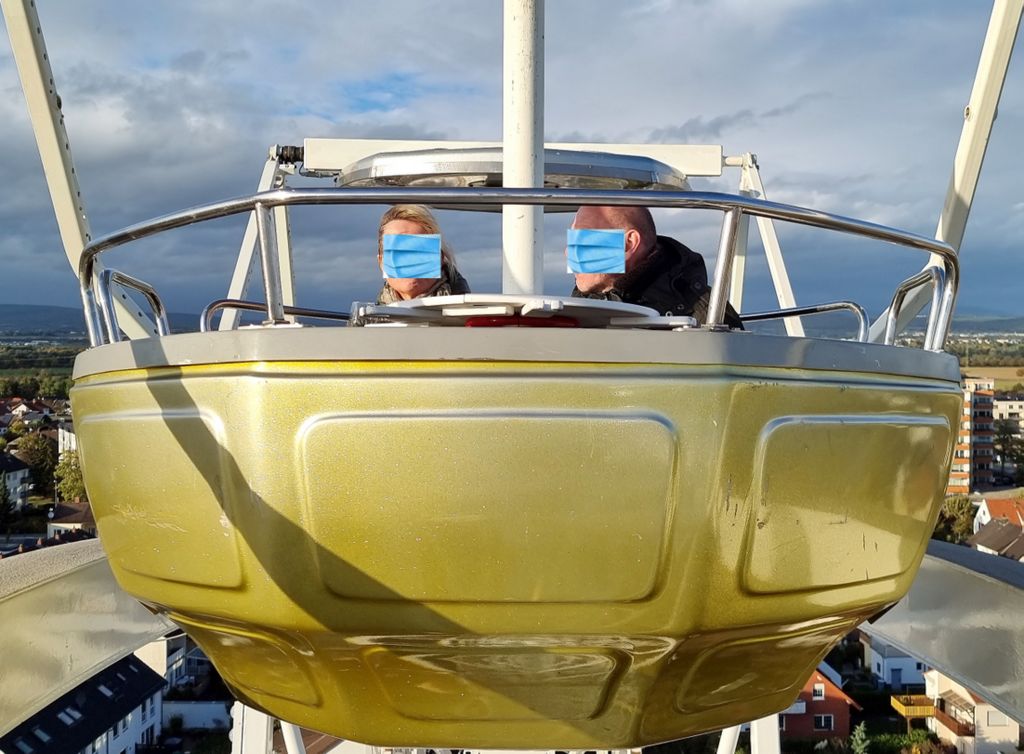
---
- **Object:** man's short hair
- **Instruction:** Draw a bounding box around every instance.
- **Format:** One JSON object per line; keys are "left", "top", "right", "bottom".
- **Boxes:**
{"left": 577, "top": 205, "right": 657, "bottom": 252}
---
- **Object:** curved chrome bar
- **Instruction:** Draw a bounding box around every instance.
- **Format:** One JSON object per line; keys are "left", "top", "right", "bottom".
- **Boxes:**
{"left": 95, "top": 268, "right": 170, "bottom": 343}
{"left": 200, "top": 299, "right": 350, "bottom": 332}
{"left": 77, "top": 187, "right": 959, "bottom": 349}
{"left": 885, "top": 267, "right": 944, "bottom": 349}
{"left": 741, "top": 301, "right": 869, "bottom": 343}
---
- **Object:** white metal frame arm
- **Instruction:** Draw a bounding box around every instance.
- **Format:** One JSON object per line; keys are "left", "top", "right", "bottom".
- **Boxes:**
{"left": 868, "top": 0, "right": 1022, "bottom": 343}
{"left": 725, "top": 154, "right": 804, "bottom": 336}
{"left": 220, "top": 149, "right": 297, "bottom": 330}
{"left": 1, "top": 0, "right": 156, "bottom": 339}
{"left": 230, "top": 703, "right": 273, "bottom": 754}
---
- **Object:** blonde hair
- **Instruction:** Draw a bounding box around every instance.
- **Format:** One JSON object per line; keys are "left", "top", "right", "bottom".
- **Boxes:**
{"left": 377, "top": 204, "right": 456, "bottom": 268}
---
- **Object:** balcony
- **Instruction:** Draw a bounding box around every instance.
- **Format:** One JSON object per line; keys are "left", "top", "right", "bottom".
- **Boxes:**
{"left": 934, "top": 705, "right": 975, "bottom": 737}
{"left": 891, "top": 695, "right": 935, "bottom": 717}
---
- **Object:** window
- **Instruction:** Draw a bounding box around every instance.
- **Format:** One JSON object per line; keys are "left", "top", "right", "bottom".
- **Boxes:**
{"left": 812, "top": 683, "right": 825, "bottom": 700}
{"left": 876, "top": 662, "right": 882, "bottom": 673}
{"left": 987, "top": 710, "right": 1008, "bottom": 726}
{"left": 814, "top": 715, "right": 834, "bottom": 731}
{"left": 32, "top": 728, "right": 51, "bottom": 743}
{"left": 14, "top": 739, "right": 34, "bottom": 754}
{"left": 779, "top": 716, "right": 786, "bottom": 731}
{"left": 916, "top": 662, "right": 924, "bottom": 670}
{"left": 98, "top": 684, "right": 114, "bottom": 698}
{"left": 58, "top": 711, "right": 74, "bottom": 726}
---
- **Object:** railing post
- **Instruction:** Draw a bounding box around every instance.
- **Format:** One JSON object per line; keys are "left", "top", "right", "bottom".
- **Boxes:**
{"left": 706, "top": 207, "right": 743, "bottom": 328}
{"left": 254, "top": 202, "right": 287, "bottom": 325}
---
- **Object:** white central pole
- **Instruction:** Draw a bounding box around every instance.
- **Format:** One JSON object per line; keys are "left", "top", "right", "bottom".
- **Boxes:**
{"left": 502, "top": 0, "right": 545, "bottom": 294}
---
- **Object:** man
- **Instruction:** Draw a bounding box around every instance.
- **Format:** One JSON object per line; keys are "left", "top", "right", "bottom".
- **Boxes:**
{"left": 569, "top": 205, "right": 743, "bottom": 328}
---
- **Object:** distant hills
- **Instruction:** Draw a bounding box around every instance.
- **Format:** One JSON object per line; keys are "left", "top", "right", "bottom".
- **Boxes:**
{"left": 0, "top": 304, "right": 196, "bottom": 336}
{"left": 947, "top": 315, "right": 1024, "bottom": 334}
{"left": 0, "top": 303, "right": 1022, "bottom": 336}
{"left": 0, "top": 304, "right": 87, "bottom": 334}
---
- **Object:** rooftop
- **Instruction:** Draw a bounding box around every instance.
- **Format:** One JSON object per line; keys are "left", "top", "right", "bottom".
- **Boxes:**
{"left": 0, "top": 655, "right": 165, "bottom": 754}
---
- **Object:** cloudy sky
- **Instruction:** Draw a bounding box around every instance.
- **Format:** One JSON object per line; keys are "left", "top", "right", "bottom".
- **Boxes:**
{"left": 1, "top": 1, "right": 1022, "bottom": 324}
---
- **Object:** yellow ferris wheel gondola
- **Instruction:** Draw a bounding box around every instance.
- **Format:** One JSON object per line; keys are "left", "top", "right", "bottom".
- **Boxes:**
{"left": 68, "top": 183, "right": 962, "bottom": 749}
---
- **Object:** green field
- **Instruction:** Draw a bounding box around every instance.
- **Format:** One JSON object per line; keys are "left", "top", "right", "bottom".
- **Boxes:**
{"left": 0, "top": 368, "right": 72, "bottom": 377}
{"left": 962, "top": 365, "right": 1024, "bottom": 390}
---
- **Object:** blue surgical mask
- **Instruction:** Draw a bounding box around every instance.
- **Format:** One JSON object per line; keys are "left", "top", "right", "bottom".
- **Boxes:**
{"left": 381, "top": 233, "right": 442, "bottom": 279}
{"left": 566, "top": 228, "right": 626, "bottom": 274}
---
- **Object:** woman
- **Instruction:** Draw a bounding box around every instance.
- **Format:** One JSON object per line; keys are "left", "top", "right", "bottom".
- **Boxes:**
{"left": 376, "top": 205, "right": 471, "bottom": 303}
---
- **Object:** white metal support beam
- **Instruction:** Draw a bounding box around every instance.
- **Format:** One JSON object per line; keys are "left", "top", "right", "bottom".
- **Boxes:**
{"left": 716, "top": 726, "right": 741, "bottom": 754}
{"left": 868, "top": 0, "right": 1022, "bottom": 343}
{"left": 750, "top": 714, "right": 782, "bottom": 754}
{"left": 1, "top": 0, "right": 155, "bottom": 339}
{"left": 729, "top": 194, "right": 752, "bottom": 311}
{"left": 304, "top": 138, "right": 724, "bottom": 178}
{"left": 279, "top": 722, "right": 307, "bottom": 754}
{"left": 275, "top": 201, "right": 296, "bottom": 315}
{"left": 730, "top": 154, "right": 805, "bottom": 336}
{"left": 502, "top": 0, "right": 545, "bottom": 294}
{"left": 230, "top": 703, "right": 273, "bottom": 754}
{"left": 221, "top": 151, "right": 293, "bottom": 330}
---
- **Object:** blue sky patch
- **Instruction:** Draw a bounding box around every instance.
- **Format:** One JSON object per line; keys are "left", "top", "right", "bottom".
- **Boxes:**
{"left": 333, "top": 71, "right": 477, "bottom": 114}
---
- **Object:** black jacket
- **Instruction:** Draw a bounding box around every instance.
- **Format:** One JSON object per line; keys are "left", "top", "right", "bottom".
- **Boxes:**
{"left": 571, "top": 235, "right": 743, "bottom": 328}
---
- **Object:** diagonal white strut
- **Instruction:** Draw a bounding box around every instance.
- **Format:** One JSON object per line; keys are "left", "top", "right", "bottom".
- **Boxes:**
{"left": 868, "top": 0, "right": 1022, "bottom": 343}
{"left": 2, "top": 0, "right": 157, "bottom": 339}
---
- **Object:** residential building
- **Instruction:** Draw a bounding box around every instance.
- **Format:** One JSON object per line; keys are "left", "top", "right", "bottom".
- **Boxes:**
{"left": 949, "top": 378, "right": 996, "bottom": 495}
{"left": 891, "top": 669, "right": 1023, "bottom": 754}
{"left": 973, "top": 498, "right": 1024, "bottom": 533}
{"left": 58, "top": 422, "right": 77, "bottom": 458}
{"left": 0, "top": 655, "right": 165, "bottom": 754}
{"left": 0, "top": 452, "right": 32, "bottom": 510}
{"left": 859, "top": 633, "right": 926, "bottom": 690}
{"left": 778, "top": 664, "right": 862, "bottom": 739}
{"left": 993, "top": 393, "right": 1024, "bottom": 437}
{"left": 46, "top": 501, "right": 97, "bottom": 539}
{"left": 134, "top": 635, "right": 188, "bottom": 688}
{"left": 967, "top": 518, "right": 1024, "bottom": 562}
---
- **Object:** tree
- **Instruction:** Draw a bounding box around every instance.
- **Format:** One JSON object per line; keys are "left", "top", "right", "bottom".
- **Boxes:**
{"left": 993, "top": 419, "right": 1018, "bottom": 475}
{"left": 850, "top": 721, "right": 870, "bottom": 754}
{"left": 17, "top": 432, "right": 58, "bottom": 497}
{"left": 0, "top": 472, "right": 13, "bottom": 540}
{"left": 55, "top": 450, "right": 87, "bottom": 502}
{"left": 5, "top": 418, "right": 26, "bottom": 439}
{"left": 933, "top": 496, "right": 976, "bottom": 543}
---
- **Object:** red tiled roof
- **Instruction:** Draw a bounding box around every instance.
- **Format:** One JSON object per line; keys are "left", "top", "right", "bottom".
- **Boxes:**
{"left": 984, "top": 498, "right": 1024, "bottom": 527}
{"left": 804, "top": 670, "right": 862, "bottom": 711}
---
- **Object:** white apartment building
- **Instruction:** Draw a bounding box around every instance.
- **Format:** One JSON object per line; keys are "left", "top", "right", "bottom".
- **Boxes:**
{"left": 924, "top": 669, "right": 1022, "bottom": 754}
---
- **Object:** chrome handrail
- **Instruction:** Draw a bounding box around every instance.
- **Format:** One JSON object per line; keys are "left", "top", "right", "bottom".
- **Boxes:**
{"left": 77, "top": 187, "right": 959, "bottom": 350}
{"left": 741, "top": 301, "right": 869, "bottom": 343}
{"left": 95, "top": 268, "right": 170, "bottom": 343}
{"left": 885, "top": 267, "right": 944, "bottom": 349}
{"left": 200, "top": 299, "right": 350, "bottom": 332}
